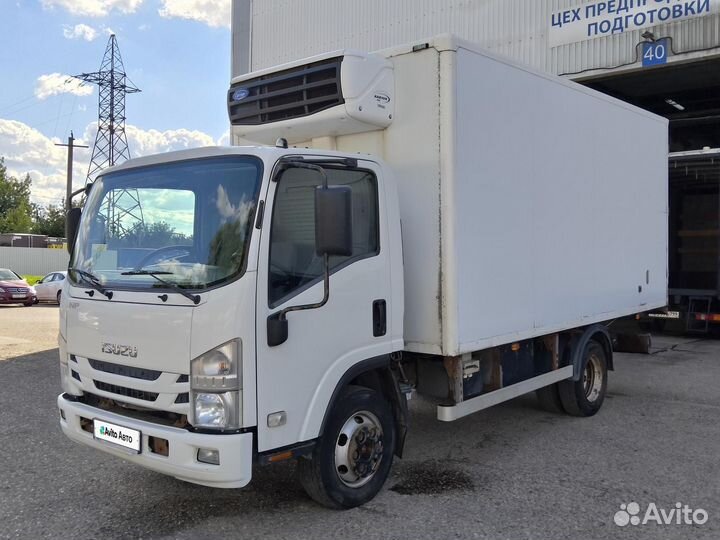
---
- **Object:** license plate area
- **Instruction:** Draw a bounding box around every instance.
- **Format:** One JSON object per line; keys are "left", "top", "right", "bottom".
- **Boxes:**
{"left": 93, "top": 419, "right": 141, "bottom": 453}
{"left": 12, "top": 294, "right": 26, "bottom": 299}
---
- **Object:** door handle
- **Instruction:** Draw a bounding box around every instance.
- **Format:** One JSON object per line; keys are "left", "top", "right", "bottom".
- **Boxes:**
{"left": 373, "top": 300, "right": 387, "bottom": 337}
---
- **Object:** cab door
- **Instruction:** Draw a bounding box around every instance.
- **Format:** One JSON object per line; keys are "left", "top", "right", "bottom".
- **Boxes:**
{"left": 255, "top": 159, "right": 394, "bottom": 452}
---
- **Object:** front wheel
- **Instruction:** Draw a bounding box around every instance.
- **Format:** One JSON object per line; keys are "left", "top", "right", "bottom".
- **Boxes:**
{"left": 558, "top": 340, "right": 608, "bottom": 417}
{"left": 297, "top": 385, "right": 396, "bottom": 508}
{"left": 56, "top": 290, "right": 62, "bottom": 304}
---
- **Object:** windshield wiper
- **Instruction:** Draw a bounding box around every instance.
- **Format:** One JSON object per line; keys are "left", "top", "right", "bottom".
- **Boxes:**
{"left": 121, "top": 270, "right": 201, "bottom": 305}
{"left": 69, "top": 268, "right": 113, "bottom": 299}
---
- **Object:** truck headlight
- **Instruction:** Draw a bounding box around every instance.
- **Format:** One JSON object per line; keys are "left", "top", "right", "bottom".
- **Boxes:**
{"left": 194, "top": 392, "right": 238, "bottom": 428}
{"left": 190, "top": 340, "right": 241, "bottom": 429}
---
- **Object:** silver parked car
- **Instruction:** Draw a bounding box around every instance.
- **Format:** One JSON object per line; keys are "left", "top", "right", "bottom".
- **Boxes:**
{"left": 34, "top": 271, "right": 67, "bottom": 303}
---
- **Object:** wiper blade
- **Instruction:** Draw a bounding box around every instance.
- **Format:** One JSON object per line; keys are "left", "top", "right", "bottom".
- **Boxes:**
{"left": 121, "top": 270, "right": 174, "bottom": 275}
{"left": 121, "top": 270, "right": 201, "bottom": 305}
{"left": 69, "top": 268, "right": 113, "bottom": 299}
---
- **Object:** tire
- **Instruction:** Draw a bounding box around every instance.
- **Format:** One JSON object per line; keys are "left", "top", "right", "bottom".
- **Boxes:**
{"left": 536, "top": 383, "right": 564, "bottom": 413}
{"left": 56, "top": 290, "right": 62, "bottom": 304}
{"left": 23, "top": 301, "right": 33, "bottom": 307}
{"left": 296, "top": 385, "right": 396, "bottom": 509}
{"left": 558, "top": 340, "right": 608, "bottom": 417}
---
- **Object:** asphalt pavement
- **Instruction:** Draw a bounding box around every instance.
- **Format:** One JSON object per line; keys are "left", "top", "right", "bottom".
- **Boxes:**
{"left": 0, "top": 305, "right": 718, "bottom": 539}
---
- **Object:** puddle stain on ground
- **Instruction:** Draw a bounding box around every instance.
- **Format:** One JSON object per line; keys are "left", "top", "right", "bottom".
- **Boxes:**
{"left": 390, "top": 460, "right": 475, "bottom": 495}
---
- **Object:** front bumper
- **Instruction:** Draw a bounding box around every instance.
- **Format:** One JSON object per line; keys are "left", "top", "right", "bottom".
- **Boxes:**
{"left": 0, "top": 295, "right": 33, "bottom": 304}
{"left": 58, "top": 394, "right": 254, "bottom": 488}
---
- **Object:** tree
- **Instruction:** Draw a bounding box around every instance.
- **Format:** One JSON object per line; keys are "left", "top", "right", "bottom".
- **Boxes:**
{"left": 33, "top": 204, "right": 66, "bottom": 238}
{"left": 0, "top": 158, "right": 34, "bottom": 233}
{"left": 114, "top": 221, "right": 192, "bottom": 248}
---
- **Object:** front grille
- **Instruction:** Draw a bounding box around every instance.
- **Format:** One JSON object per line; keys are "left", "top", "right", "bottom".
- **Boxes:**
{"left": 94, "top": 380, "right": 158, "bottom": 402}
{"left": 174, "top": 393, "right": 189, "bottom": 404}
{"left": 5, "top": 287, "right": 28, "bottom": 294}
{"left": 228, "top": 56, "right": 344, "bottom": 125}
{"left": 88, "top": 358, "right": 161, "bottom": 381}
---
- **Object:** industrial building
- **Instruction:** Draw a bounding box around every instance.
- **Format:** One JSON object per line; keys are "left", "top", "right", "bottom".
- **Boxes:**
{"left": 230, "top": 0, "right": 720, "bottom": 328}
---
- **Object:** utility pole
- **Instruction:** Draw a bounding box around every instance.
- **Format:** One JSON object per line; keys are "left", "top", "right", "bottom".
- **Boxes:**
{"left": 55, "top": 131, "right": 88, "bottom": 209}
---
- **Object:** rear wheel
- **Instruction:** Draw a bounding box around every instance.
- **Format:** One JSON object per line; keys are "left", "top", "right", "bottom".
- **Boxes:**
{"left": 297, "top": 385, "right": 396, "bottom": 508}
{"left": 56, "top": 290, "right": 62, "bottom": 304}
{"left": 558, "top": 340, "right": 608, "bottom": 417}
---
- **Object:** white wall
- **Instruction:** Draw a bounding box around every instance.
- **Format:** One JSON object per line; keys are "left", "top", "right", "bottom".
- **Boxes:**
{"left": 236, "top": 0, "right": 720, "bottom": 79}
{"left": 0, "top": 247, "right": 69, "bottom": 276}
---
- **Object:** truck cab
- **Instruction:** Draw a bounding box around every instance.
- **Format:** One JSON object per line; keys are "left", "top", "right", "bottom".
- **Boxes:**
{"left": 58, "top": 145, "right": 405, "bottom": 498}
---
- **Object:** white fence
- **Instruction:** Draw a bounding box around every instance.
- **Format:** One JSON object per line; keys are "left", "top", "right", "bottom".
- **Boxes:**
{"left": 0, "top": 247, "right": 69, "bottom": 276}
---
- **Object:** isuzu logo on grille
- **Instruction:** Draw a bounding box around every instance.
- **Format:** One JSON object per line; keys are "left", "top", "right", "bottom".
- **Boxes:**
{"left": 101, "top": 343, "right": 138, "bottom": 358}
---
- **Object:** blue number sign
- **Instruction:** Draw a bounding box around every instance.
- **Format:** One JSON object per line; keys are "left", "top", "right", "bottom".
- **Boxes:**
{"left": 642, "top": 39, "right": 669, "bottom": 67}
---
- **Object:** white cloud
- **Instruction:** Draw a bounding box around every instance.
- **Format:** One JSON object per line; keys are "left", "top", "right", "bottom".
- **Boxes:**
{"left": 158, "top": 0, "right": 230, "bottom": 28}
{"left": 35, "top": 73, "right": 94, "bottom": 100}
{"left": 63, "top": 23, "right": 99, "bottom": 41}
{"left": 41, "top": 0, "right": 143, "bottom": 17}
{"left": 217, "top": 129, "right": 230, "bottom": 146}
{"left": 0, "top": 118, "right": 224, "bottom": 205}
{"left": 121, "top": 125, "right": 216, "bottom": 155}
{"left": 0, "top": 119, "right": 74, "bottom": 205}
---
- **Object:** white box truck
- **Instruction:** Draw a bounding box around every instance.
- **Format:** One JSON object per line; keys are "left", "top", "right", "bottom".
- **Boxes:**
{"left": 58, "top": 36, "right": 668, "bottom": 508}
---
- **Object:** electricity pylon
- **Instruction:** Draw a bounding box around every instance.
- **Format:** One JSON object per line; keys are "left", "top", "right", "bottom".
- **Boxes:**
{"left": 73, "top": 34, "right": 143, "bottom": 237}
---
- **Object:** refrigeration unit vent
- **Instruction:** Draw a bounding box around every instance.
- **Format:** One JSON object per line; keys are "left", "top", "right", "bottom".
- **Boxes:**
{"left": 228, "top": 57, "right": 344, "bottom": 126}
{"left": 229, "top": 51, "right": 394, "bottom": 145}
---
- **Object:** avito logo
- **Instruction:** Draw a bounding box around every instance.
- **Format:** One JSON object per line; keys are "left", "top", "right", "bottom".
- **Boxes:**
{"left": 614, "top": 502, "right": 709, "bottom": 527}
{"left": 98, "top": 425, "right": 134, "bottom": 444}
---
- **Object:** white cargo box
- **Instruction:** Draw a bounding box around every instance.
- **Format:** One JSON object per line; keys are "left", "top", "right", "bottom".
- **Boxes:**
{"left": 236, "top": 35, "right": 669, "bottom": 356}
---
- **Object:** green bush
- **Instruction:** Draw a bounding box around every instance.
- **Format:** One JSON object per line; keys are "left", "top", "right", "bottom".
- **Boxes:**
{"left": 22, "top": 275, "right": 42, "bottom": 286}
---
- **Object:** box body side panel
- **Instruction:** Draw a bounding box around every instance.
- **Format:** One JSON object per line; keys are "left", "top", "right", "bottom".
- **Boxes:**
{"left": 446, "top": 46, "right": 668, "bottom": 354}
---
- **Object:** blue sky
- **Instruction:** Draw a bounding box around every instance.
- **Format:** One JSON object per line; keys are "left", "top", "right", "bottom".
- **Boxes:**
{"left": 0, "top": 0, "right": 232, "bottom": 205}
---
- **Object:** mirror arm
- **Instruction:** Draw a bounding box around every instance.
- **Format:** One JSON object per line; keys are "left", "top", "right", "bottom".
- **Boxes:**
{"left": 276, "top": 253, "right": 330, "bottom": 321}
{"left": 69, "top": 186, "right": 86, "bottom": 201}
{"left": 276, "top": 161, "right": 328, "bottom": 188}
{"left": 272, "top": 162, "right": 332, "bottom": 322}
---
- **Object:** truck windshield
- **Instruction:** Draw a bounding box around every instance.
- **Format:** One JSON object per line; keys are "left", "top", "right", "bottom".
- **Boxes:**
{"left": 70, "top": 156, "right": 263, "bottom": 291}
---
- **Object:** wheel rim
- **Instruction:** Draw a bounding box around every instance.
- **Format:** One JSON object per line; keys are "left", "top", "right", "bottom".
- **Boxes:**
{"left": 583, "top": 352, "right": 603, "bottom": 402}
{"left": 334, "top": 410, "right": 384, "bottom": 488}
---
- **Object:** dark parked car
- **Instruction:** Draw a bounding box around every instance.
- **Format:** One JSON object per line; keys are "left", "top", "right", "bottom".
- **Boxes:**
{"left": 0, "top": 268, "right": 37, "bottom": 306}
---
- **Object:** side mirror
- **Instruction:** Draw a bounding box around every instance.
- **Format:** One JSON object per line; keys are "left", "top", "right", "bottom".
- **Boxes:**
{"left": 315, "top": 186, "right": 353, "bottom": 256}
{"left": 66, "top": 207, "right": 82, "bottom": 254}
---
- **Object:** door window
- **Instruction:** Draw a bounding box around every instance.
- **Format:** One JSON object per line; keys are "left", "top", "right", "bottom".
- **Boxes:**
{"left": 268, "top": 166, "right": 379, "bottom": 307}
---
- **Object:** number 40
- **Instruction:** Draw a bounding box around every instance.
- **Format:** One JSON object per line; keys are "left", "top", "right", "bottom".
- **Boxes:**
{"left": 644, "top": 43, "right": 665, "bottom": 62}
